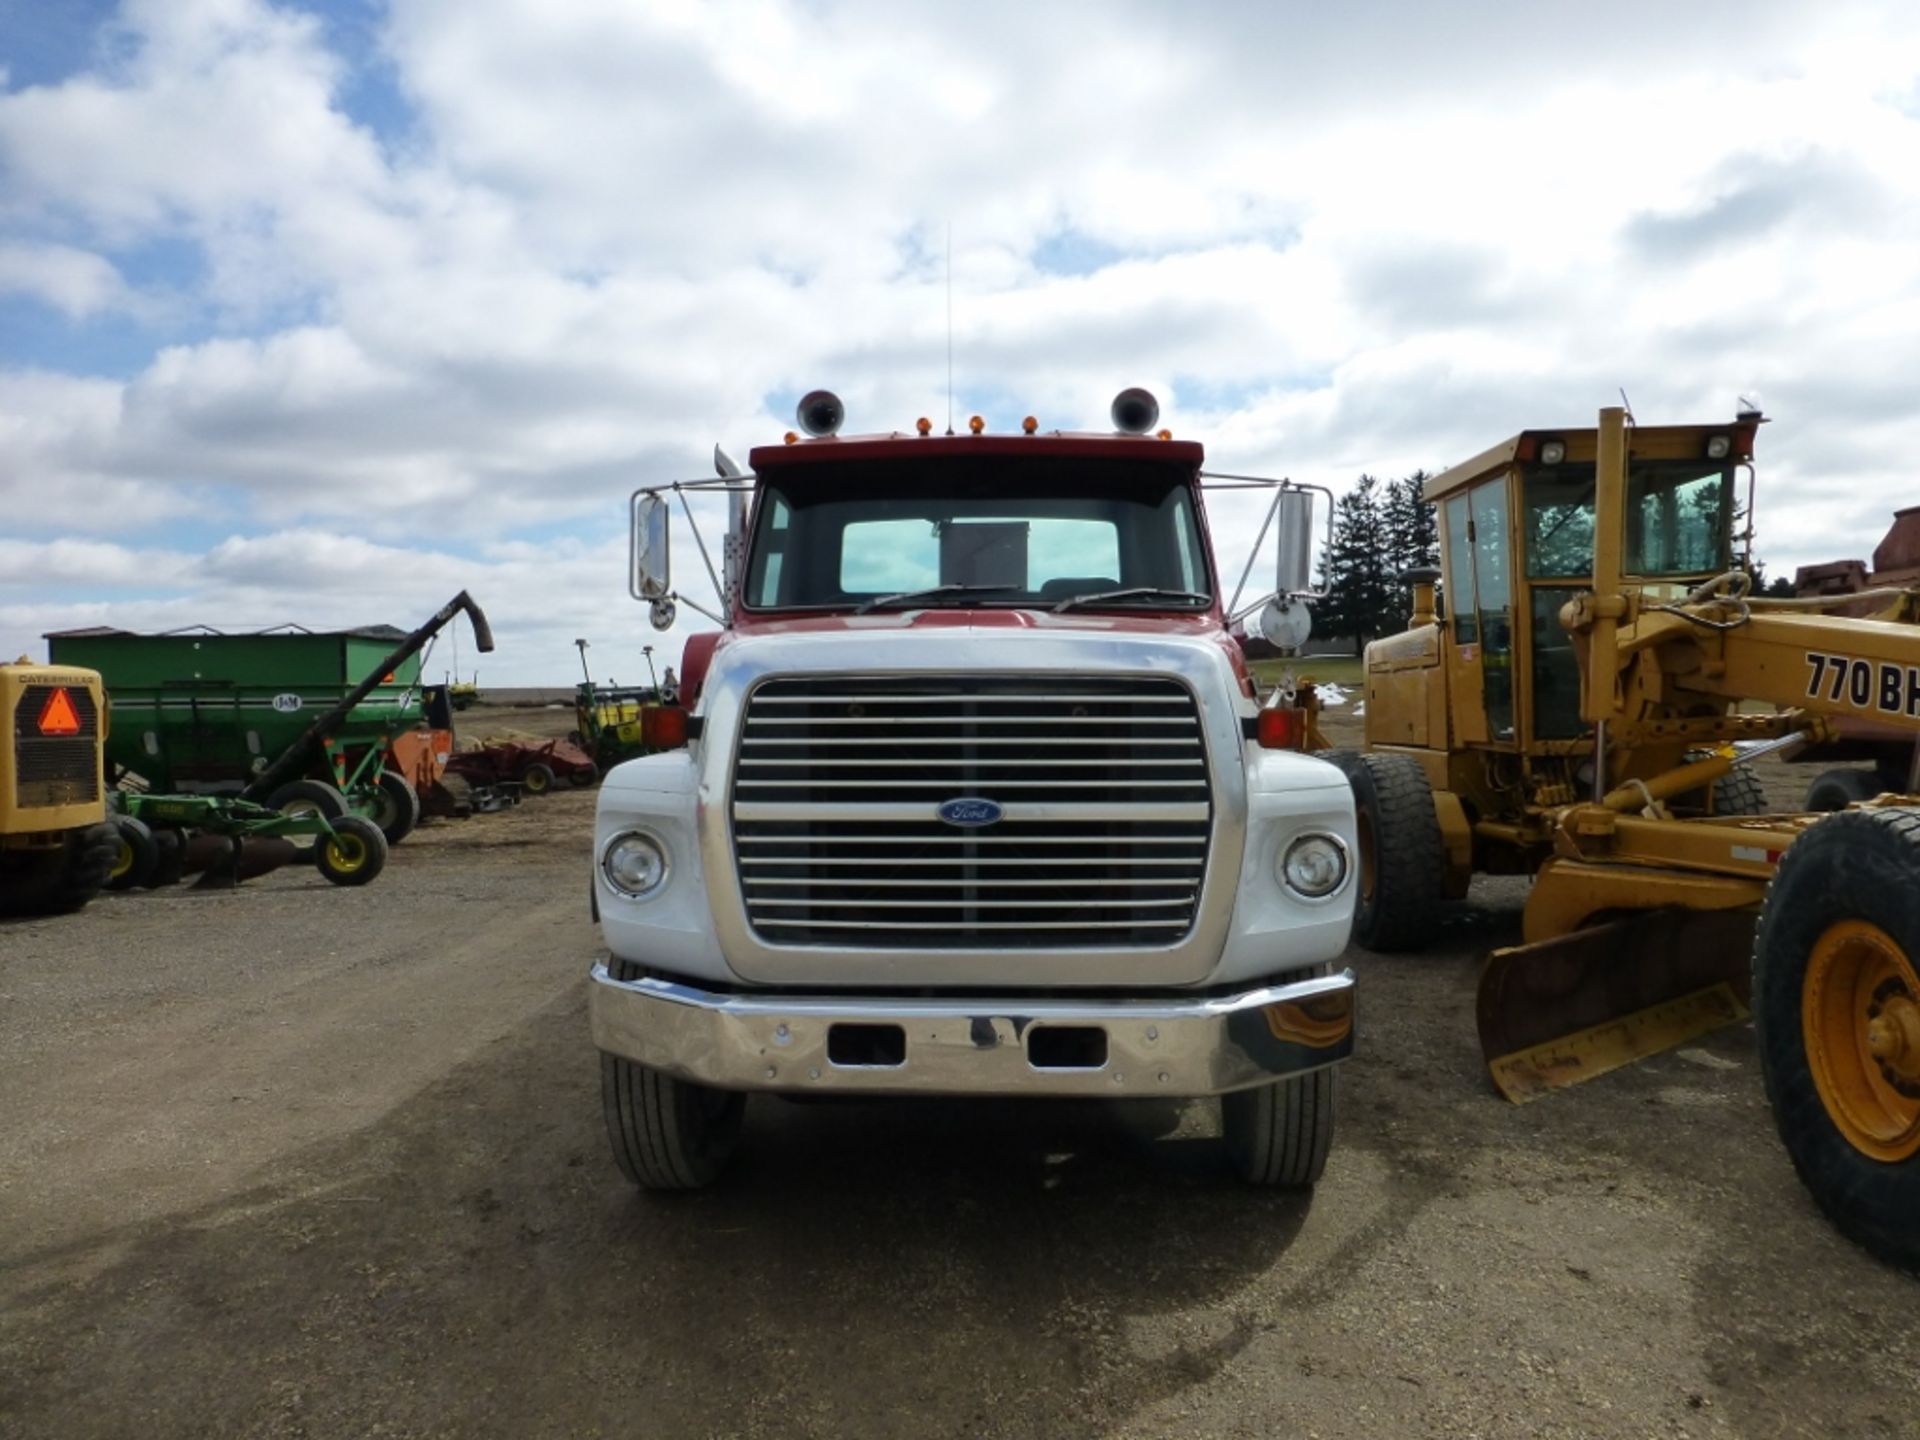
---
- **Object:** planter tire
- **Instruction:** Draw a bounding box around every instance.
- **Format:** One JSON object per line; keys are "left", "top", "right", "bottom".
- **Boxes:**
{"left": 267, "top": 779, "right": 347, "bottom": 858}
{"left": 1753, "top": 805, "right": 1920, "bottom": 1272}
{"left": 370, "top": 769, "right": 421, "bottom": 845}
{"left": 108, "top": 814, "right": 159, "bottom": 891}
{"left": 314, "top": 816, "right": 388, "bottom": 887}
{"left": 600, "top": 959, "right": 745, "bottom": 1190}
{"left": 1321, "top": 750, "right": 1444, "bottom": 952}
{"left": 148, "top": 828, "right": 187, "bottom": 887}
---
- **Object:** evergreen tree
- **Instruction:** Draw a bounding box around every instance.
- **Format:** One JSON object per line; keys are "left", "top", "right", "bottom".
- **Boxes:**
{"left": 1319, "top": 474, "right": 1394, "bottom": 654}
{"left": 1383, "top": 472, "right": 1440, "bottom": 628}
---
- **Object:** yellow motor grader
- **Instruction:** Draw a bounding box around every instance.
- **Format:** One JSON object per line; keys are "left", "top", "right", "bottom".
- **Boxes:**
{"left": 1, "top": 659, "right": 118, "bottom": 917}
{"left": 1334, "top": 406, "right": 1920, "bottom": 1272}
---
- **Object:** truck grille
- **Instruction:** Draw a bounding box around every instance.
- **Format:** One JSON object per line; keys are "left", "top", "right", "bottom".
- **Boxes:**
{"left": 731, "top": 675, "right": 1212, "bottom": 948}
{"left": 12, "top": 685, "right": 101, "bottom": 809}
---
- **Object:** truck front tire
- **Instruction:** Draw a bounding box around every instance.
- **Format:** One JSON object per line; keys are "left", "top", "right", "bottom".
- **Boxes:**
{"left": 1222, "top": 1069, "right": 1335, "bottom": 1187}
{"left": 601, "top": 960, "right": 746, "bottom": 1190}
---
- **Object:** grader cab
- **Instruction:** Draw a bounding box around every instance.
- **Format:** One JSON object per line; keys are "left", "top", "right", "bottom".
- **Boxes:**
{"left": 1340, "top": 407, "right": 1920, "bottom": 1273}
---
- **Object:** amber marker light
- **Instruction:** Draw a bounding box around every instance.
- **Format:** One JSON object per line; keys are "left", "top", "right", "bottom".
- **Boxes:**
{"left": 968, "top": 415, "right": 986, "bottom": 434}
{"left": 1157, "top": 429, "right": 1173, "bottom": 440}
{"left": 916, "top": 417, "right": 932, "bottom": 436}
{"left": 1021, "top": 416, "right": 1038, "bottom": 434}
{"left": 783, "top": 431, "right": 799, "bottom": 444}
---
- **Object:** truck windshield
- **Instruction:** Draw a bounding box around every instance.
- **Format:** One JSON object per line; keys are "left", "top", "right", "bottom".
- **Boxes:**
{"left": 1523, "top": 461, "right": 1733, "bottom": 578}
{"left": 741, "top": 456, "right": 1213, "bottom": 612}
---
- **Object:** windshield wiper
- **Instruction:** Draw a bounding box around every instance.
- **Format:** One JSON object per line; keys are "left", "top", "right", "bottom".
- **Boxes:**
{"left": 855, "top": 584, "right": 1019, "bottom": 615}
{"left": 1051, "top": 586, "right": 1211, "bottom": 614}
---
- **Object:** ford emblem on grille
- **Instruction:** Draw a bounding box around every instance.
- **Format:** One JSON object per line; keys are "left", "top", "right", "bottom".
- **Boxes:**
{"left": 937, "top": 797, "right": 1003, "bottom": 827}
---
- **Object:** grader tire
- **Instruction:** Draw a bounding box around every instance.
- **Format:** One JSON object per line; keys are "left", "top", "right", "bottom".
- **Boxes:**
{"left": 1323, "top": 750, "right": 1444, "bottom": 953}
{"left": 600, "top": 959, "right": 746, "bottom": 1190}
{"left": 1712, "top": 767, "right": 1771, "bottom": 817}
{"left": 1222, "top": 1068, "right": 1335, "bottom": 1188}
{"left": 51, "top": 823, "right": 120, "bottom": 913}
{"left": 3, "top": 823, "right": 122, "bottom": 917}
{"left": 1805, "top": 767, "right": 1882, "bottom": 813}
{"left": 1753, "top": 806, "right": 1920, "bottom": 1273}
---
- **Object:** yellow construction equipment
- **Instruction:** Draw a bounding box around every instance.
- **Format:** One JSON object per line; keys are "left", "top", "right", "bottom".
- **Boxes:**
{"left": 1339, "top": 407, "right": 1920, "bottom": 1271}
{"left": 1, "top": 659, "right": 118, "bottom": 917}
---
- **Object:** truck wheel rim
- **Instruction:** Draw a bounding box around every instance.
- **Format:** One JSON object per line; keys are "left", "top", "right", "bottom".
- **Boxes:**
{"left": 325, "top": 833, "right": 368, "bottom": 872}
{"left": 1802, "top": 919, "right": 1920, "bottom": 1162}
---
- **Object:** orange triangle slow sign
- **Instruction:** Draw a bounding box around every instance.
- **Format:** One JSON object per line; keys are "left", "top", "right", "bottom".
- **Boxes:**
{"left": 37, "top": 688, "right": 82, "bottom": 736}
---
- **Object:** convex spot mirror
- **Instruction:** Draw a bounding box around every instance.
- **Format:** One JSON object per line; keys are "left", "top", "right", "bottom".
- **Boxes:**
{"left": 632, "top": 492, "right": 671, "bottom": 602}
{"left": 1258, "top": 597, "right": 1312, "bottom": 651}
{"left": 1274, "top": 489, "right": 1314, "bottom": 597}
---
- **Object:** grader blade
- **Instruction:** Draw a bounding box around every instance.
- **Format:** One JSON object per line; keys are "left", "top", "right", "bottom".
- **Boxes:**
{"left": 1477, "top": 909, "right": 1757, "bottom": 1102}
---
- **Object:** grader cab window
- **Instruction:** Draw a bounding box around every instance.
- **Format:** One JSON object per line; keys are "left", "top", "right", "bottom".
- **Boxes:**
{"left": 1524, "top": 472, "right": 1596, "bottom": 579}
{"left": 1443, "top": 479, "right": 1516, "bottom": 741}
{"left": 1523, "top": 469, "right": 1595, "bottom": 739}
{"left": 1627, "top": 465, "right": 1732, "bottom": 576}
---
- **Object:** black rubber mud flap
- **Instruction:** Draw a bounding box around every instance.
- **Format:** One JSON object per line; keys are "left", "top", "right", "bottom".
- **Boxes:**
{"left": 1478, "top": 909, "right": 1757, "bottom": 1102}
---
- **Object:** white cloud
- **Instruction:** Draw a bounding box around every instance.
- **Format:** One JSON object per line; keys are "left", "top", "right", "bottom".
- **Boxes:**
{"left": 0, "top": 242, "right": 130, "bottom": 318}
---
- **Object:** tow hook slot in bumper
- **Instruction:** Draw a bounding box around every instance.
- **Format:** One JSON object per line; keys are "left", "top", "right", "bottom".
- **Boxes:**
{"left": 588, "top": 965, "right": 1356, "bottom": 1097}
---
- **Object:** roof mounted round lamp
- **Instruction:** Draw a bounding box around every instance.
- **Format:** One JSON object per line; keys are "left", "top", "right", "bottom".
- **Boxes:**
{"left": 1111, "top": 387, "right": 1159, "bottom": 435}
{"left": 796, "top": 389, "right": 845, "bottom": 437}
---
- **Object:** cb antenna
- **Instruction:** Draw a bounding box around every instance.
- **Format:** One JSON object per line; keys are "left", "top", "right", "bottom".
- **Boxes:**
{"left": 945, "top": 221, "right": 955, "bottom": 436}
{"left": 1618, "top": 387, "right": 1636, "bottom": 426}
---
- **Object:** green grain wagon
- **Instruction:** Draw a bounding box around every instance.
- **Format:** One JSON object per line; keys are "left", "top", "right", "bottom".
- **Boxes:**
{"left": 45, "top": 624, "right": 434, "bottom": 840}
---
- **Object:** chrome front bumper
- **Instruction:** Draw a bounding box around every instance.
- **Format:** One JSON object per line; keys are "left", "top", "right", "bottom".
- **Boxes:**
{"left": 588, "top": 963, "right": 1355, "bottom": 1098}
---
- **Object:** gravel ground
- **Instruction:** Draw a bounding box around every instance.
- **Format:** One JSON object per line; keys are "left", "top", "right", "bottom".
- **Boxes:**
{"left": 1, "top": 706, "right": 1915, "bottom": 1440}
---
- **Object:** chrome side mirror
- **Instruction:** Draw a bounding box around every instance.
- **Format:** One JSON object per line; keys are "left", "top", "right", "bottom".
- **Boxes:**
{"left": 632, "top": 492, "right": 671, "bottom": 601}
{"left": 1274, "top": 489, "right": 1314, "bottom": 596}
{"left": 1257, "top": 596, "right": 1312, "bottom": 650}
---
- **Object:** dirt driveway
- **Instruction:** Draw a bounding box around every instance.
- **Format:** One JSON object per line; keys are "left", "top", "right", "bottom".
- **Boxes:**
{"left": 2, "top": 728, "right": 1916, "bottom": 1439}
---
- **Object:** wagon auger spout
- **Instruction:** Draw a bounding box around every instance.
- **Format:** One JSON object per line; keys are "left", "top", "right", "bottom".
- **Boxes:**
{"left": 240, "top": 590, "right": 495, "bottom": 805}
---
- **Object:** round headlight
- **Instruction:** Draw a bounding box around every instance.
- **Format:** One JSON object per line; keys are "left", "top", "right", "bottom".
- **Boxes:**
{"left": 603, "top": 831, "right": 669, "bottom": 898}
{"left": 1280, "top": 833, "right": 1348, "bottom": 899}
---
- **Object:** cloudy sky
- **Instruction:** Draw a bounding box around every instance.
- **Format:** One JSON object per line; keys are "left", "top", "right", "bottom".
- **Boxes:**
{"left": 4, "top": 0, "right": 1920, "bottom": 683}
